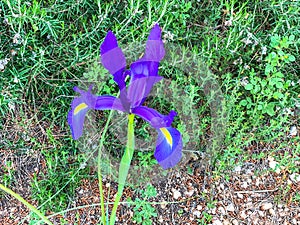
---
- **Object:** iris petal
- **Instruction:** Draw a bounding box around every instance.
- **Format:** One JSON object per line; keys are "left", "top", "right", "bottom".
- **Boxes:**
{"left": 68, "top": 97, "right": 90, "bottom": 140}
{"left": 127, "top": 75, "right": 162, "bottom": 108}
{"left": 143, "top": 24, "right": 165, "bottom": 61}
{"left": 132, "top": 106, "right": 176, "bottom": 128}
{"left": 154, "top": 127, "right": 182, "bottom": 169}
{"left": 127, "top": 24, "right": 165, "bottom": 106}
{"left": 68, "top": 86, "right": 125, "bottom": 140}
{"left": 100, "top": 31, "right": 127, "bottom": 89}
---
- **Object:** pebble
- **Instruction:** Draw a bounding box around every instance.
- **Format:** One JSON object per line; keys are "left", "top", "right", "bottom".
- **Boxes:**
{"left": 253, "top": 218, "right": 259, "bottom": 224}
{"left": 218, "top": 206, "right": 225, "bottom": 215}
{"left": 289, "top": 125, "right": 297, "bottom": 136}
{"left": 212, "top": 219, "right": 222, "bottom": 225}
{"left": 258, "top": 210, "right": 265, "bottom": 217}
{"left": 240, "top": 210, "right": 247, "bottom": 219}
{"left": 241, "top": 182, "right": 248, "bottom": 188}
{"left": 172, "top": 188, "right": 181, "bottom": 199}
{"left": 269, "top": 208, "right": 276, "bottom": 216}
{"left": 226, "top": 203, "right": 235, "bottom": 212}
{"left": 223, "top": 219, "right": 231, "bottom": 225}
{"left": 237, "top": 193, "right": 244, "bottom": 199}
{"left": 220, "top": 183, "right": 225, "bottom": 190}
{"left": 192, "top": 210, "right": 201, "bottom": 218}
{"left": 289, "top": 173, "right": 300, "bottom": 182}
{"left": 184, "top": 189, "right": 194, "bottom": 197}
{"left": 261, "top": 202, "right": 273, "bottom": 210}
{"left": 232, "top": 219, "right": 239, "bottom": 225}
{"left": 269, "top": 160, "right": 280, "bottom": 173}
{"left": 234, "top": 165, "right": 242, "bottom": 173}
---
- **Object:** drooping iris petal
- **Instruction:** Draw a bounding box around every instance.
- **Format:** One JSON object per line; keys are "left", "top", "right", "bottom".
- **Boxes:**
{"left": 68, "top": 86, "right": 125, "bottom": 140}
{"left": 127, "top": 75, "right": 162, "bottom": 108}
{"left": 154, "top": 127, "right": 182, "bottom": 169}
{"left": 132, "top": 106, "right": 176, "bottom": 128}
{"left": 100, "top": 31, "right": 127, "bottom": 90}
{"left": 68, "top": 97, "right": 90, "bottom": 140}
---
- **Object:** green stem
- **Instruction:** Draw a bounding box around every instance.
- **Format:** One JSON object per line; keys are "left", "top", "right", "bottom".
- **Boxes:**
{"left": 98, "top": 111, "right": 117, "bottom": 225}
{"left": 0, "top": 184, "right": 53, "bottom": 225}
{"left": 109, "top": 114, "right": 135, "bottom": 225}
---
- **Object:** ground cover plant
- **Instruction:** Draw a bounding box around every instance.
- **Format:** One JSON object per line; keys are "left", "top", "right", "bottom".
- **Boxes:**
{"left": 0, "top": 0, "right": 299, "bottom": 224}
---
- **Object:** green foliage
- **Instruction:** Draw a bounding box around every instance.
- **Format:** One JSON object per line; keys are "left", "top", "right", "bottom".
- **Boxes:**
{"left": 130, "top": 184, "right": 158, "bottom": 225}
{"left": 1, "top": 0, "right": 300, "bottom": 221}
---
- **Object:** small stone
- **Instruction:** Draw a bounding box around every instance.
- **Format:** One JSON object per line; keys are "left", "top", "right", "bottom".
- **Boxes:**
{"left": 158, "top": 216, "right": 164, "bottom": 223}
{"left": 160, "top": 202, "right": 166, "bottom": 209}
{"left": 192, "top": 210, "right": 201, "bottom": 218}
{"left": 212, "top": 219, "right": 222, "bottom": 225}
{"left": 232, "top": 219, "right": 239, "bottom": 225}
{"left": 237, "top": 193, "right": 244, "bottom": 199}
{"left": 258, "top": 210, "right": 265, "bottom": 217}
{"left": 241, "top": 182, "right": 248, "bottom": 188}
{"left": 240, "top": 210, "right": 247, "bottom": 219}
{"left": 289, "top": 173, "right": 300, "bottom": 182}
{"left": 269, "top": 208, "right": 276, "bottom": 216}
{"left": 234, "top": 165, "right": 242, "bottom": 172}
{"left": 269, "top": 160, "right": 281, "bottom": 173}
{"left": 253, "top": 218, "right": 259, "bottom": 224}
{"left": 218, "top": 206, "right": 225, "bottom": 215}
{"left": 196, "top": 205, "right": 202, "bottom": 211}
{"left": 289, "top": 125, "right": 297, "bottom": 136}
{"left": 220, "top": 183, "right": 225, "bottom": 190}
{"left": 223, "top": 219, "right": 231, "bottom": 225}
{"left": 292, "top": 218, "right": 297, "bottom": 224}
{"left": 210, "top": 207, "right": 216, "bottom": 214}
{"left": 261, "top": 202, "right": 273, "bottom": 210}
{"left": 184, "top": 189, "right": 194, "bottom": 197}
{"left": 226, "top": 203, "right": 235, "bottom": 212}
{"left": 105, "top": 183, "right": 111, "bottom": 188}
{"left": 172, "top": 188, "right": 181, "bottom": 200}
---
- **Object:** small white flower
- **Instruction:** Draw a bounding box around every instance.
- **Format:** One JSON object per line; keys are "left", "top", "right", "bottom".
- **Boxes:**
{"left": 244, "top": 64, "right": 250, "bottom": 70}
{"left": 13, "top": 76, "right": 19, "bottom": 83}
{"left": 224, "top": 19, "right": 233, "bottom": 26}
{"left": 0, "top": 58, "right": 9, "bottom": 70}
{"left": 13, "top": 33, "right": 23, "bottom": 44}
{"left": 261, "top": 46, "right": 267, "bottom": 55}
{"left": 289, "top": 125, "right": 297, "bottom": 136}
{"left": 240, "top": 77, "right": 249, "bottom": 86}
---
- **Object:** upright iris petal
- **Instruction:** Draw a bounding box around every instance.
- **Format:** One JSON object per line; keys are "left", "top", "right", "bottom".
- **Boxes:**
{"left": 100, "top": 31, "right": 127, "bottom": 90}
{"left": 127, "top": 24, "right": 165, "bottom": 108}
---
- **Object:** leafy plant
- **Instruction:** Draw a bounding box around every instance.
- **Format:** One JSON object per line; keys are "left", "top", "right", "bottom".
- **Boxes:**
{"left": 131, "top": 184, "right": 158, "bottom": 225}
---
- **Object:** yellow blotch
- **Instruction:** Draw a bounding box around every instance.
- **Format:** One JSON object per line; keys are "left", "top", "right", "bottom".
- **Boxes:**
{"left": 74, "top": 103, "right": 88, "bottom": 115}
{"left": 160, "top": 127, "right": 173, "bottom": 146}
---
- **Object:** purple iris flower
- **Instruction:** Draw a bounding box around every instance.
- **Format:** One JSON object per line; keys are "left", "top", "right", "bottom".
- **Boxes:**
{"left": 67, "top": 24, "right": 182, "bottom": 169}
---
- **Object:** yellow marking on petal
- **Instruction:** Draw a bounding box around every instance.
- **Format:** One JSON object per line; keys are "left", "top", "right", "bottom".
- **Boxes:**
{"left": 160, "top": 127, "right": 173, "bottom": 146}
{"left": 74, "top": 103, "right": 88, "bottom": 115}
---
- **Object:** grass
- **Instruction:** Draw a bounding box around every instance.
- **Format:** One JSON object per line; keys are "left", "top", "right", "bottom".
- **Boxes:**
{"left": 0, "top": 0, "right": 299, "bottom": 223}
